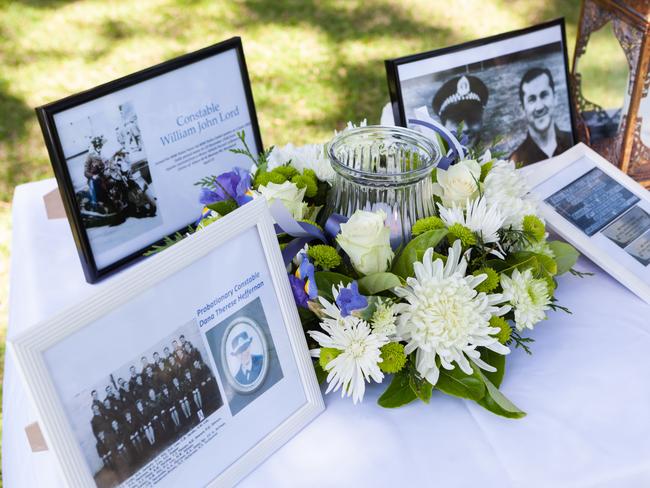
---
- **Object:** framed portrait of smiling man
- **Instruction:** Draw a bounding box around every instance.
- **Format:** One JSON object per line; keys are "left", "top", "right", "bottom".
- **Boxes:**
{"left": 385, "top": 19, "right": 576, "bottom": 164}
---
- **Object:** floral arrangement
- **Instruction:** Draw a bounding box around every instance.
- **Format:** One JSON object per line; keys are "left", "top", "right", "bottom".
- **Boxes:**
{"left": 183, "top": 127, "right": 581, "bottom": 418}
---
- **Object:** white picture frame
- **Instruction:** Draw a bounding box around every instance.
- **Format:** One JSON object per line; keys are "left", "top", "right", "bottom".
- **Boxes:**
{"left": 8, "top": 197, "right": 324, "bottom": 488}
{"left": 525, "top": 142, "right": 650, "bottom": 304}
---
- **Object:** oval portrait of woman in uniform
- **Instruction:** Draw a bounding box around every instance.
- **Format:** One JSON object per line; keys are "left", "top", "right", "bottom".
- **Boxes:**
{"left": 221, "top": 317, "right": 269, "bottom": 394}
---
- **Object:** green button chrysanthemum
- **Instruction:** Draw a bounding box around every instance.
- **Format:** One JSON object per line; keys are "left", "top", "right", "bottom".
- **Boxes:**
{"left": 292, "top": 173, "right": 318, "bottom": 198}
{"left": 523, "top": 215, "right": 546, "bottom": 242}
{"left": 490, "top": 316, "right": 512, "bottom": 344}
{"left": 254, "top": 170, "right": 286, "bottom": 188}
{"left": 447, "top": 223, "right": 477, "bottom": 247}
{"left": 307, "top": 244, "right": 341, "bottom": 270}
{"left": 271, "top": 165, "right": 299, "bottom": 180}
{"left": 472, "top": 267, "right": 500, "bottom": 293}
{"left": 379, "top": 342, "right": 407, "bottom": 374}
{"left": 411, "top": 216, "right": 446, "bottom": 237}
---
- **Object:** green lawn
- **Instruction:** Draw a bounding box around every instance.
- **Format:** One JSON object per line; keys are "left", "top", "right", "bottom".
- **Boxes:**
{"left": 0, "top": 0, "right": 624, "bottom": 482}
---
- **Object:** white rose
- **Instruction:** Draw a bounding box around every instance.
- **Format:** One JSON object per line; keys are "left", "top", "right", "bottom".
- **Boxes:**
{"left": 432, "top": 159, "right": 481, "bottom": 207}
{"left": 337, "top": 210, "right": 394, "bottom": 275}
{"left": 258, "top": 181, "right": 307, "bottom": 220}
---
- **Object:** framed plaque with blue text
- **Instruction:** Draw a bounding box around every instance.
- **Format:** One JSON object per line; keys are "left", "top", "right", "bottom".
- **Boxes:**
{"left": 36, "top": 37, "right": 263, "bottom": 283}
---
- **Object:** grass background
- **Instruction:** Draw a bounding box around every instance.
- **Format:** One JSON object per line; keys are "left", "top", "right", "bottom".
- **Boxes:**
{"left": 0, "top": 0, "right": 627, "bottom": 481}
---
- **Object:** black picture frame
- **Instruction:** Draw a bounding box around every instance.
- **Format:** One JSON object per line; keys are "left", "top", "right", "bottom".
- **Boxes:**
{"left": 385, "top": 18, "right": 577, "bottom": 161}
{"left": 36, "top": 37, "right": 263, "bottom": 284}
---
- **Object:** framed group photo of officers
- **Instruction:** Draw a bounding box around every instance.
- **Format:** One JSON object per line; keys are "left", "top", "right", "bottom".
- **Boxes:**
{"left": 86, "top": 322, "right": 222, "bottom": 487}
{"left": 9, "top": 198, "right": 324, "bottom": 488}
{"left": 385, "top": 19, "right": 576, "bottom": 166}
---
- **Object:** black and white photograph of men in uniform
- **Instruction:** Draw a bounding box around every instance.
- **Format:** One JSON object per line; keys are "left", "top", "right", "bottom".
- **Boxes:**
{"left": 65, "top": 323, "right": 223, "bottom": 488}
{"left": 432, "top": 75, "right": 488, "bottom": 149}
{"left": 55, "top": 100, "right": 163, "bottom": 258}
{"left": 393, "top": 22, "right": 574, "bottom": 163}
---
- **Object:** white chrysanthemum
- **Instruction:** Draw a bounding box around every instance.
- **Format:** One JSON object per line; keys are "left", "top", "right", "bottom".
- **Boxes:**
{"left": 393, "top": 241, "right": 511, "bottom": 385}
{"left": 268, "top": 143, "right": 336, "bottom": 184}
{"left": 500, "top": 268, "right": 550, "bottom": 331}
{"left": 438, "top": 197, "right": 505, "bottom": 243}
{"left": 309, "top": 294, "right": 387, "bottom": 404}
{"left": 370, "top": 299, "right": 398, "bottom": 337}
{"left": 337, "top": 119, "right": 368, "bottom": 133}
{"left": 483, "top": 160, "right": 537, "bottom": 229}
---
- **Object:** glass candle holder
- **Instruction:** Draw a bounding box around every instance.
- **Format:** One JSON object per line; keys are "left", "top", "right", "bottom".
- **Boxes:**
{"left": 323, "top": 125, "right": 442, "bottom": 248}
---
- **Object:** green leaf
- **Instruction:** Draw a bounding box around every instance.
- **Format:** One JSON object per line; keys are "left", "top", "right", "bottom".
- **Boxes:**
{"left": 479, "top": 348, "right": 506, "bottom": 388}
{"left": 391, "top": 229, "right": 448, "bottom": 279}
{"left": 536, "top": 253, "right": 558, "bottom": 276}
{"left": 143, "top": 227, "right": 193, "bottom": 256}
{"left": 409, "top": 373, "right": 433, "bottom": 403}
{"left": 479, "top": 160, "right": 493, "bottom": 181}
{"left": 356, "top": 296, "right": 380, "bottom": 322}
{"left": 194, "top": 175, "right": 218, "bottom": 188}
{"left": 502, "top": 252, "right": 538, "bottom": 274}
{"left": 435, "top": 366, "right": 485, "bottom": 401}
{"left": 476, "top": 369, "right": 526, "bottom": 419}
{"left": 207, "top": 199, "right": 238, "bottom": 216}
{"left": 314, "top": 271, "right": 352, "bottom": 301}
{"left": 501, "top": 251, "right": 557, "bottom": 279}
{"left": 305, "top": 204, "right": 323, "bottom": 222}
{"left": 378, "top": 370, "right": 418, "bottom": 408}
{"left": 484, "top": 258, "right": 509, "bottom": 272}
{"left": 357, "top": 272, "right": 402, "bottom": 295}
{"left": 297, "top": 307, "right": 319, "bottom": 331}
{"left": 313, "top": 360, "right": 327, "bottom": 384}
{"left": 549, "top": 241, "right": 579, "bottom": 275}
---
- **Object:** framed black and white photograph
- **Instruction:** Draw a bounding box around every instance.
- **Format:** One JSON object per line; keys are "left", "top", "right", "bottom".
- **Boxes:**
{"left": 9, "top": 198, "right": 324, "bottom": 488}
{"left": 36, "top": 36, "right": 263, "bottom": 283}
{"left": 385, "top": 19, "right": 576, "bottom": 165}
{"left": 70, "top": 320, "right": 223, "bottom": 488}
{"left": 524, "top": 143, "right": 650, "bottom": 305}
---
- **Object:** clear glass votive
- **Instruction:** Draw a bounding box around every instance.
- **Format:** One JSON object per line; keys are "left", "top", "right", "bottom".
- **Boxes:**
{"left": 322, "top": 125, "right": 442, "bottom": 248}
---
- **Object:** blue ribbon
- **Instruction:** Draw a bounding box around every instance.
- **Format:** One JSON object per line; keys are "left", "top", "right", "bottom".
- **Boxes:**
{"left": 282, "top": 237, "right": 313, "bottom": 266}
{"left": 408, "top": 118, "right": 466, "bottom": 169}
{"left": 269, "top": 200, "right": 348, "bottom": 265}
{"left": 324, "top": 213, "right": 348, "bottom": 240}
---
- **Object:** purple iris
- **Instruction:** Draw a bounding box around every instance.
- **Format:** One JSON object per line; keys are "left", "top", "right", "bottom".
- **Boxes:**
{"left": 289, "top": 274, "right": 310, "bottom": 309}
{"left": 199, "top": 167, "right": 252, "bottom": 207}
{"left": 296, "top": 255, "right": 318, "bottom": 300}
{"left": 335, "top": 281, "right": 368, "bottom": 317}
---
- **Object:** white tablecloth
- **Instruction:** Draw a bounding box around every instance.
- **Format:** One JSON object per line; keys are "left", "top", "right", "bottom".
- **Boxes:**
{"left": 4, "top": 178, "right": 650, "bottom": 488}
